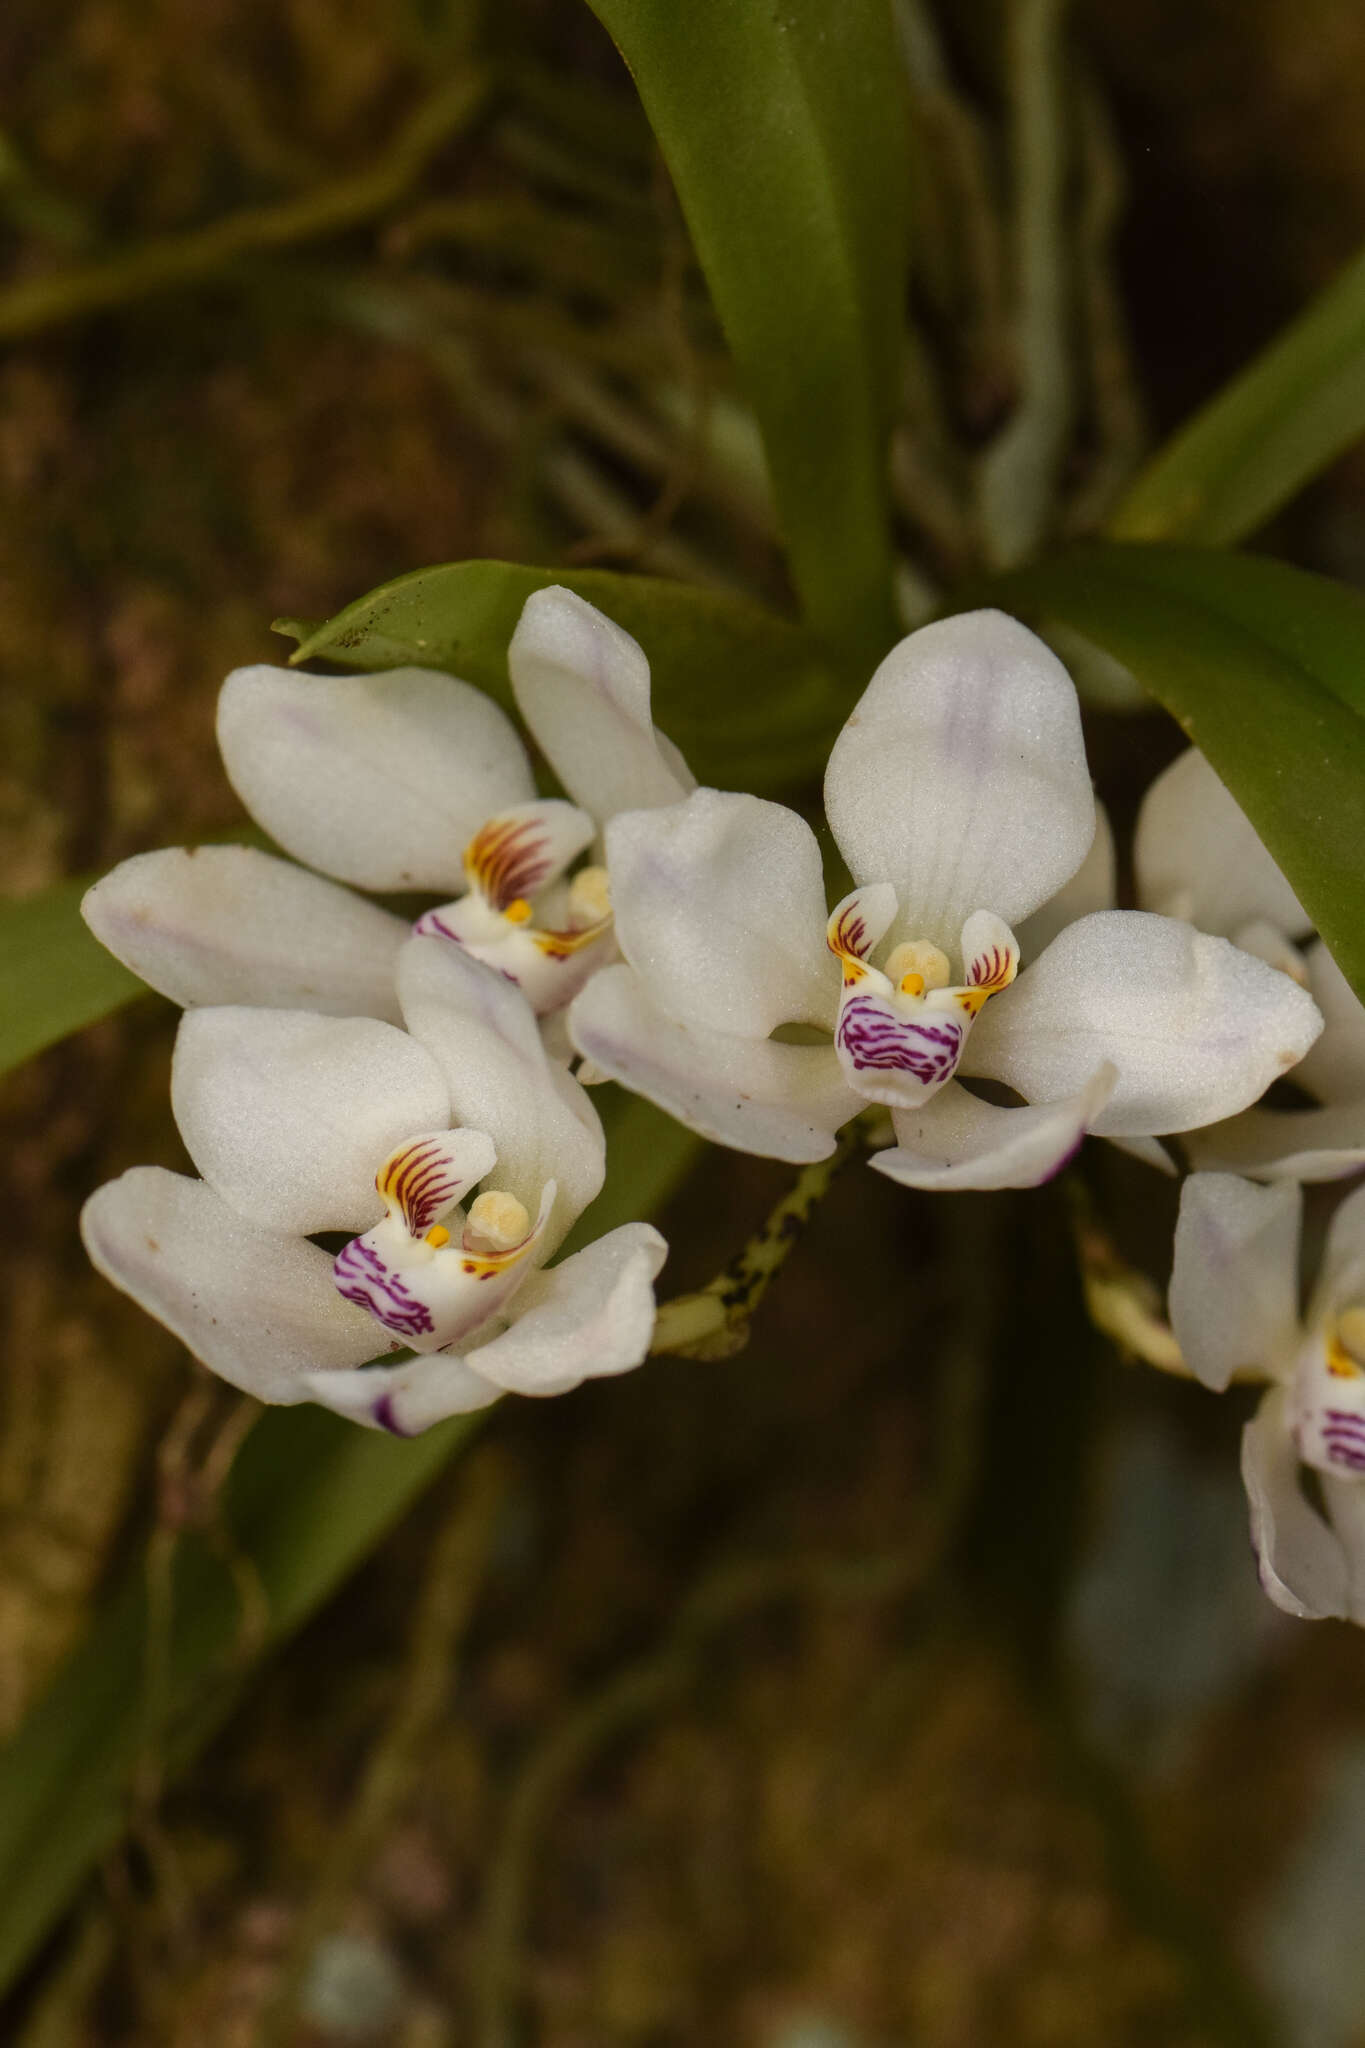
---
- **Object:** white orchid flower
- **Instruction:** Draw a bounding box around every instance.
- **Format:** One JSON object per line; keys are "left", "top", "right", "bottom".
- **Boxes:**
{"left": 1129, "top": 747, "right": 1365, "bottom": 1183}
{"left": 569, "top": 611, "right": 1322, "bottom": 1190}
{"left": 1170, "top": 1172, "right": 1365, "bottom": 1623}
{"left": 81, "top": 588, "right": 692, "bottom": 1027}
{"left": 80, "top": 938, "right": 666, "bottom": 1433}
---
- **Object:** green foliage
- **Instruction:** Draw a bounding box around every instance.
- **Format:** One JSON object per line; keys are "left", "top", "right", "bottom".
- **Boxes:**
{"left": 979, "top": 542, "right": 1365, "bottom": 1003}
{"left": 277, "top": 559, "right": 848, "bottom": 790}
{"left": 0, "top": 1091, "right": 698, "bottom": 1994}
{"left": 582, "top": 0, "right": 909, "bottom": 667}
{"left": 1110, "top": 241, "right": 1365, "bottom": 545}
{"left": 0, "top": 878, "right": 143, "bottom": 1080}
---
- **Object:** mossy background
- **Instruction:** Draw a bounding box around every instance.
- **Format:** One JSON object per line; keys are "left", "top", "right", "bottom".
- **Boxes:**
{"left": 5, "top": 2, "right": 1365, "bottom": 2041}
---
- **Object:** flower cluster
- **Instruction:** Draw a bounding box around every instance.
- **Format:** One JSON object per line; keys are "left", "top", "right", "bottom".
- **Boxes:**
{"left": 81, "top": 587, "right": 1365, "bottom": 1579}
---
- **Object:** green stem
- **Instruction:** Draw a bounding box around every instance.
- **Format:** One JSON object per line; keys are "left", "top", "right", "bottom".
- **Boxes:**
{"left": 649, "top": 1118, "right": 869, "bottom": 1360}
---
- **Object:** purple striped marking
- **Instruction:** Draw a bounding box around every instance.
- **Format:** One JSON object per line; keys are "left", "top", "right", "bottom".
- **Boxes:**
{"left": 837, "top": 997, "right": 963, "bottom": 1085}
{"left": 334, "top": 1239, "right": 434, "bottom": 1339}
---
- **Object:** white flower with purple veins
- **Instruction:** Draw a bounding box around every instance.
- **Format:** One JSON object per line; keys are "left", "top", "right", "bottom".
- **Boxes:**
{"left": 569, "top": 611, "right": 1323, "bottom": 1190}
{"left": 80, "top": 938, "right": 666, "bottom": 1434}
{"left": 1170, "top": 1172, "right": 1365, "bottom": 1623}
{"left": 80, "top": 588, "right": 691, "bottom": 1027}
{"left": 1131, "top": 747, "right": 1365, "bottom": 1183}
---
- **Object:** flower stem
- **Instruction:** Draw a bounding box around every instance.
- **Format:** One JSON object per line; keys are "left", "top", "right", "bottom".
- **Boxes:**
{"left": 649, "top": 1118, "right": 871, "bottom": 1361}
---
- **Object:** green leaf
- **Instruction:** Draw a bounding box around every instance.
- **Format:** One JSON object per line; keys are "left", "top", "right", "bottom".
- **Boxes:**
{"left": 978, "top": 542, "right": 1365, "bottom": 1003}
{"left": 1109, "top": 241, "right": 1365, "bottom": 545}
{"left": 0, "top": 877, "right": 144, "bottom": 1079}
{"left": 276, "top": 559, "right": 847, "bottom": 791}
{"left": 0, "top": 1088, "right": 698, "bottom": 1993}
{"left": 581, "top": 0, "right": 909, "bottom": 667}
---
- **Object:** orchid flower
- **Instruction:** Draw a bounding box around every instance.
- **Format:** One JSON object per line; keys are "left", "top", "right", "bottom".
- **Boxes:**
{"left": 1130, "top": 747, "right": 1365, "bottom": 1183}
{"left": 81, "top": 588, "right": 691, "bottom": 1028}
{"left": 568, "top": 611, "right": 1323, "bottom": 1190}
{"left": 81, "top": 938, "right": 666, "bottom": 1433}
{"left": 1170, "top": 1172, "right": 1365, "bottom": 1624}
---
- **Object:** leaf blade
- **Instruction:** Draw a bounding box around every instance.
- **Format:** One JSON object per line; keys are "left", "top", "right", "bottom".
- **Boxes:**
{"left": 0, "top": 877, "right": 144, "bottom": 1078}
{"left": 277, "top": 558, "right": 847, "bottom": 790}
{"left": 582, "top": 0, "right": 909, "bottom": 665}
{"left": 976, "top": 542, "right": 1365, "bottom": 1003}
{"left": 1109, "top": 242, "right": 1365, "bottom": 545}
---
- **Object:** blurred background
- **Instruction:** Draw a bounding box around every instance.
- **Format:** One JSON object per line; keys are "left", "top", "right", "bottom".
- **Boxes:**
{"left": 5, "top": 1, "right": 1365, "bottom": 2041}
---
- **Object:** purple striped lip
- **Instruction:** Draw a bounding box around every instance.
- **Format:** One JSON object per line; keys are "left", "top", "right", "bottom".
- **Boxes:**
{"left": 836, "top": 997, "right": 963, "bottom": 1085}
{"left": 334, "top": 1238, "right": 434, "bottom": 1339}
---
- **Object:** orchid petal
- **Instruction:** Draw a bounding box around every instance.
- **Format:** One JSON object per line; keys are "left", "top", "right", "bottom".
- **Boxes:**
{"left": 468, "top": 1222, "right": 668, "bottom": 1395}
{"left": 217, "top": 664, "right": 534, "bottom": 892}
{"left": 1134, "top": 746, "right": 1309, "bottom": 939}
{"left": 302, "top": 1354, "right": 502, "bottom": 1434}
{"left": 1016, "top": 801, "right": 1116, "bottom": 962}
{"left": 171, "top": 1007, "right": 450, "bottom": 1235}
{"left": 398, "top": 937, "right": 604, "bottom": 1250}
{"left": 81, "top": 846, "right": 408, "bottom": 1020}
{"left": 872, "top": 1065, "right": 1114, "bottom": 1191}
{"left": 1186, "top": 1102, "right": 1365, "bottom": 1184}
{"left": 963, "top": 911, "right": 1323, "bottom": 1135}
{"left": 508, "top": 586, "right": 693, "bottom": 820}
{"left": 569, "top": 964, "right": 860, "bottom": 1162}
{"left": 1294, "top": 939, "right": 1365, "bottom": 1107}
{"left": 606, "top": 789, "right": 835, "bottom": 1034}
{"left": 823, "top": 610, "right": 1094, "bottom": 948}
{"left": 1309, "top": 1180, "right": 1365, "bottom": 1327}
{"left": 458, "top": 799, "right": 596, "bottom": 908}
{"left": 1168, "top": 1173, "right": 1302, "bottom": 1391}
{"left": 1242, "top": 1387, "right": 1349, "bottom": 1620}
{"left": 1106, "top": 1132, "right": 1177, "bottom": 1174}
{"left": 81, "top": 1168, "right": 381, "bottom": 1403}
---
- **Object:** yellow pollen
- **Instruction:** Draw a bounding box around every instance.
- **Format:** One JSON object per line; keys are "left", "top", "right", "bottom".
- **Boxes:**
{"left": 884, "top": 940, "right": 951, "bottom": 992}
{"left": 464, "top": 1189, "right": 530, "bottom": 1254}
{"left": 504, "top": 898, "right": 533, "bottom": 925}
{"left": 900, "top": 972, "right": 925, "bottom": 997}
{"left": 569, "top": 864, "right": 612, "bottom": 924}
{"left": 424, "top": 1224, "right": 451, "bottom": 1249}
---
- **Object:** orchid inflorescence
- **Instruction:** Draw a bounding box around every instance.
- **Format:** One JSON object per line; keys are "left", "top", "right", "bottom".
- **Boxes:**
{"left": 80, "top": 591, "right": 1365, "bottom": 1624}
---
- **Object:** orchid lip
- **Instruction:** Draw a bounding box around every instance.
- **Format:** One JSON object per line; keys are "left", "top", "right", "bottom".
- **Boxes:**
{"left": 331, "top": 1129, "right": 554, "bottom": 1354}
{"left": 825, "top": 887, "right": 1019, "bottom": 1108}
{"left": 413, "top": 806, "right": 614, "bottom": 1014}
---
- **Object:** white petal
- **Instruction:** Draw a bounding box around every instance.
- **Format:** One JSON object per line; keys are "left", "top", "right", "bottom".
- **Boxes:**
{"left": 217, "top": 664, "right": 534, "bottom": 892}
{"left": 963, "top": 910, "right": 1323, "bottom": 1135}
{"left": 82, "top": 846, "right": 407, "bottom": 1020}
{"left": 1242, "top": 1387, "right": 1348, "bottom": 1620}
{"left": 823, "top": 610, "right": 1095, "bottom": 947}
{"left": 1134, "top": 747, "right": 1309, "bottom": 939}
{"left": 569, "top": 964, "right": 860, "bottom": 1162}
{"left": 1167, "top": 1173, "right": 1301, "bottom": 1391}
{"left": 1309, "top": 1180, "right": 1365, "bottom": 1327}
{"left": 302, "top": 1354, "right": 503, "bottom": 1434}
{"left": 508, "top": 585, "right": 693, "bottom": 820}
{"left": 398, "top": 937, "right": 604, "bottom": 1250}
{"left": 1294, "top": 939, "right": 1365, "bottom": 1106}
{"left": 171, "top": 1007, "right": 450, "bottom": 1234}
{"left": 81, "top": 1167, "right": 381, "bottom": 1403}
{"left": 1016, "top": 801, "right": 1116, "bottom": 962}
{"left": 469, "top": 1222, "right": 668, "bottom": 1395}
{"left": 1186, "top": 1102, "right": 1365, "bottom": 1184}
{"left": 606, "top": 789, "right": 835, "bottom": 1034}
{"left": 872, "top": 1066, "right": 1114, "bottom": 1191}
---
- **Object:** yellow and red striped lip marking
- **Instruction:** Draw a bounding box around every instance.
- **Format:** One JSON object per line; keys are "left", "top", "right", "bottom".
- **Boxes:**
{"left": 826, "top": 902, "right": 873, "bottom": 987}
{"left": 376, "top": 1136, "right": 467, "bottom": 1237}
{"left": 464, "top": 813, "right": 555, "bottom": 912}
